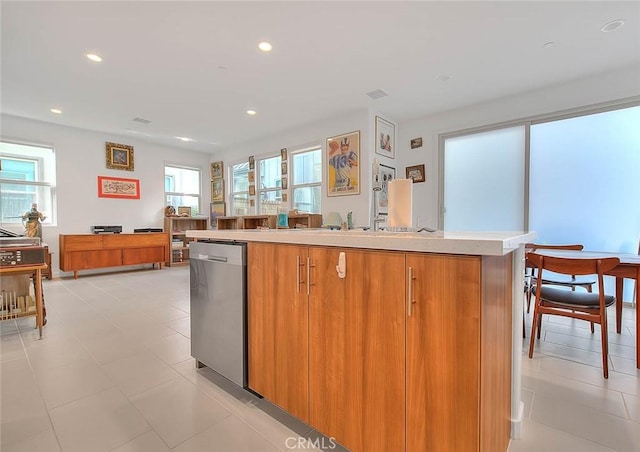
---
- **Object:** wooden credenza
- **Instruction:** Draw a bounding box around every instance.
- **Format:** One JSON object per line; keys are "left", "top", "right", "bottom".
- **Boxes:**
{"left": 59, "top": 233, "right": 168, "bottom": 278}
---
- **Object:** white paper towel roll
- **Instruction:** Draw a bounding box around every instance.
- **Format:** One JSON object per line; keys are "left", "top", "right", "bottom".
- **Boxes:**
{"left": 388, "top": 179, "right": 413, "bottom": 229}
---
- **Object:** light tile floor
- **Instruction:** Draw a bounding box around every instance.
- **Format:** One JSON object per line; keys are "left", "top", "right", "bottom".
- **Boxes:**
{"left": 1, "top": 267, "right": 637, "bottom": 451}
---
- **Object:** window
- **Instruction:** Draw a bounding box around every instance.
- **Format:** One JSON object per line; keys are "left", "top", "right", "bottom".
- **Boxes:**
{"left": 257, "top": 155, "right": 282, "bottom": 214}
{"left": 164, "top": 164, "right": 201, "bottom": 215}
{"left": 0, "top": 141, "right": 56, "bottom": 225}
{"left": 230, "top": 161, "right": 249, "bottom": 215}
{"left": 291, "top": 147, "right": 322, "bottom": 213}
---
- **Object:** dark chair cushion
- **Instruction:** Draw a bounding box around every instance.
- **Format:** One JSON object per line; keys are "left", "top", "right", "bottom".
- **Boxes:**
{"left": 533, "top": 285, "right": 615, "bottom": 309}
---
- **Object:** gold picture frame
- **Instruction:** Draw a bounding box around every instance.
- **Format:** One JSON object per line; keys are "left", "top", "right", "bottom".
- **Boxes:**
{"left": 210, "top": 161, "right": 223, "bottom": 180}
{"left": 106, "top": 142, "right": 134, "bottom": 171}
{"left": 212, "top": 179, "right": 224, "bottom": 202}
{"left": 177, "top": 206, "right": 191, "bottom": 217}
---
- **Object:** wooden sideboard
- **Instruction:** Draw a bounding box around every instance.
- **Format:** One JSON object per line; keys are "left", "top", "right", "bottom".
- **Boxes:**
{"left": 59, "top": 233, "right": 168, "bottom": 278}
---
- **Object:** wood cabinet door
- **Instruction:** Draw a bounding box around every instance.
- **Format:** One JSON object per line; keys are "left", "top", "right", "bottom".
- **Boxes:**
{"left": 309, "top": 248, "right": 405, "bottom": 452}
{"left": 65, "top": 249, "right": 122, "bottom": 270}
{"left": 122, "top": 247, "right": 165, "bottom": 265}
{"left": 247, "top": 242, "right": 309, "bottom": 422}
{"left": 406, "top": 253, "right": 481, "bottom": 452}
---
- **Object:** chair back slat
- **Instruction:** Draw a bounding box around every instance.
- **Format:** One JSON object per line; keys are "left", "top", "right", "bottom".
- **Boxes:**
{"left": 527, "top": 253, "right": 619, "bottom": 276}
{"left": 526, "top": 243, "right": 584, "bottom": 251}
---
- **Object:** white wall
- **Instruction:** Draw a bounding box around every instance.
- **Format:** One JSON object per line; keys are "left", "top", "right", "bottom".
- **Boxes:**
{"left": 1, "top": 114, "right": 211, "bottom": 276}
{"left": 396, "top": 65, "right": 640, "bottom": 229}
{"left": 214, "top": 109, "right": 381, "bottom": 228}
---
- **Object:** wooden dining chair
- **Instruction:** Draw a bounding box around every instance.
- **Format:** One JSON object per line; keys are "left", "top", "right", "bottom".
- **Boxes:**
{"left": 525, "top": 244, "right": 596, "bottom": 313}
{"left": 527, "top": 252, "right": 619, "bottom": 378}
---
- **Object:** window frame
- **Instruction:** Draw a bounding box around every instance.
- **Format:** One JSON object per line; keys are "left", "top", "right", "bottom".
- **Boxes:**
{"left": 256, "top": 154, "right": 282, "bottom": 215}
{"left": 0, "top": 140, "right": 57, "bottom": 226}
{"left": 229, "top": 160, "right": 250, "bottom": 216}
{"left": 290, "top": 145, "right": 322, "bottom": 214}
{"left": 164, "top": 163, "right": 202, "bottom": 216}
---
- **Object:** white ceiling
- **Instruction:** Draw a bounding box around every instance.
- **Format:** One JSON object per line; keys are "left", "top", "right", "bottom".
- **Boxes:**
{"left": 2, "top": 1, "right": 639, "bottom": 153}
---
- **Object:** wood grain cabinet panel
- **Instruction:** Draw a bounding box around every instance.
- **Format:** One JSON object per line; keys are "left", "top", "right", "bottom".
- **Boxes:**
{"left": 247, "top": 242, "right": 309, "bottom": 422}
{"left": 246, "top": 244, "right": 513, "bottom": 452}
{"left": 308, "top": 248, "right": 406, "bottom": 452}
{"left": 406, "top": 252, "right": 512, "bottom": 452}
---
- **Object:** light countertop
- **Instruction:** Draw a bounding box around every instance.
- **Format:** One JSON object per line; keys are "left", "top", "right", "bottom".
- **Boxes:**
{"left": 186, "top": 229, "right": 536, "bottom": 256}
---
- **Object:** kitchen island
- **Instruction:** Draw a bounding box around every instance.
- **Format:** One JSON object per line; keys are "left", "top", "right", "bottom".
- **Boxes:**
{"left": 187, "top": 229, "right": 534, "bottom": 452}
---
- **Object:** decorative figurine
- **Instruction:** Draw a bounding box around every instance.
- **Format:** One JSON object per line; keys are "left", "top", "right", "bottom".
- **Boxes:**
{"left": 22, "top": 203, "right": 46, "bottom": 238}
{"left": 165, "top": 206, "right": 176, "bottom": 217}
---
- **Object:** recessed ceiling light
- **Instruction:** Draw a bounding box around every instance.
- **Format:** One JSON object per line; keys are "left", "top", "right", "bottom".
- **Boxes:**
{"left": 258, "top": 41, "right": 272, "bottom": 52}
{"left": 543, "top": 41, "right": 557, "bottom": 48}
{"left": 176, "top": 136, "right": 194, "bottom": 142}
{"left": 601, "top": 19, "right": 624, "bottom": 33}
{"left": 86, "top": 53, "right": 103, "bottom": 62}
{"left": 50, "top": 108, "right": 62, "bottom": 114}
{"left": 246, "top": 110, "right": 257, "bottom": 116}
{"left": 436, "top": 74, "right": 452, "bottom": 82}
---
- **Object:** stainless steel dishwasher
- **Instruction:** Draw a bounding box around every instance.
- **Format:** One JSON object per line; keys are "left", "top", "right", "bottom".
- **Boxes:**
{"left": 189, "top": 240, "right": 246, "bottom": 387}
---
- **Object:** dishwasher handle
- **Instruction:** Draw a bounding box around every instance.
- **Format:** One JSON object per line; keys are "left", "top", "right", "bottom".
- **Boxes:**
{"left": 196, "top": 254, "right": 228, "bottom": 263}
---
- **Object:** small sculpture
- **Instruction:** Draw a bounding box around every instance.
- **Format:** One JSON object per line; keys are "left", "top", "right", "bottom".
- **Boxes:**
{"left": 22, "top": 203, "right": 46, "bottom": 238}
{"left": 165, "top": 206, "right": 176, "bottom": 217}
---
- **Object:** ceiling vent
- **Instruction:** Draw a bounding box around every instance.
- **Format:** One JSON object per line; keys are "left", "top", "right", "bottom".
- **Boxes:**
{"left": 132, "top": 117, "right": 152, "bottom": 125}
{"left": 366, "top": 89, "right": 388, "bottom": 100}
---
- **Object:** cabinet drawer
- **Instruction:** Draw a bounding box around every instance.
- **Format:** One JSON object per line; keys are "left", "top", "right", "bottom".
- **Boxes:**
{"left": 122, "top": 247, "right": 165, "bottom": 265}
{"left": 64, "top": 250, "right": 121, "bottom": 270}
{"left": 60, "top": 235, "right": 103, "bottom": 251}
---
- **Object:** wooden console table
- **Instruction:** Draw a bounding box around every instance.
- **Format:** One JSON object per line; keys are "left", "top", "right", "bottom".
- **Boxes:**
{"left": 0, "top": 264, "right": 46, "bottom": 339}
{"left": 59, "top": 233, "right": 168, "bottom": 279}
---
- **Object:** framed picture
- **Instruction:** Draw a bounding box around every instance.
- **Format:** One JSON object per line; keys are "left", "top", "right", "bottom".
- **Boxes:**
{"left": 248, "top": 171, "right": 255, "bottom": 183}
{"left": 282, "top": 193, "right": 288, "bottom": 202}
{"left": 250, "top": 199, "right": 255, "bottom": 207}
{"left": 406, "top": 164, "right": 426, "bottom": 183}
{"left": 249, "top": 185, "right": 255, "bottom": 196}
{"left": 97, "top": 176, "right": 140, "bottom": 199}
{"left": 281, "top": 177, "right": 288, "bottom": 190}
{"left": 249, "top": 155, "right": 255, "bottom": 170}
{"left": 210, "top": 202, "right": 225, "bottom": 227}
{"left": 410, "top": 137, "right": 423, "bottom": 149}
{"left": 281, "top": 148, "right": 287, "bottom": 161}
{"left": 177, "top": 206, "right": 192, "bottom": 217}
{"left": 105, "top": 142, "right": 134, "bottom": 171}
{"left": 375, "top": 116, "right": 395, "bottom": 159}
{"left": 376, "top": 164, "right": 396, "bottom": 215}
{"left": 211, "top": 179, "right": 224, "bottom": 202}
{"left": 327, "top": 130, "right": 360, "bottom": 196}
{"left": 281, "top": 161, "right": 287, "bottom": 175}
{"left": 210, "top": 161, "right": 223, "bottom": 180}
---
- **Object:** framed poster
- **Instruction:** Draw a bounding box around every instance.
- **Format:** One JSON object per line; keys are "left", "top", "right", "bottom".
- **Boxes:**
{"left": 105, "top": 142, "right": 134, "bottom": 171}
{"left": 97, "top": 176, "right": 140, "bottom": 199}
{"left": 211, "top": 179, "right": 224, "bottom": 202}
{"left": 327, "top": 130, "right": 360, "bottom": 196}
{"left": 210, "top": 161, "right": 223, "bottom": 180}
{"left": 375, "top": 116, "right": 395, "bottom": 159}
{"left": 377, "top": 164, "right": 396, "bottom": 215}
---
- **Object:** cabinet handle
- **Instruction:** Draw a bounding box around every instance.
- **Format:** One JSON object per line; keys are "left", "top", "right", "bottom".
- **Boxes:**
{"left": 408, "top": 266, "right": 416, "bottom": 317}
{"left": 307, "top": 256, "right": 315, "bottom": 295}
{"left": 296, "top": 256, "right": 301, "bottom": 293}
